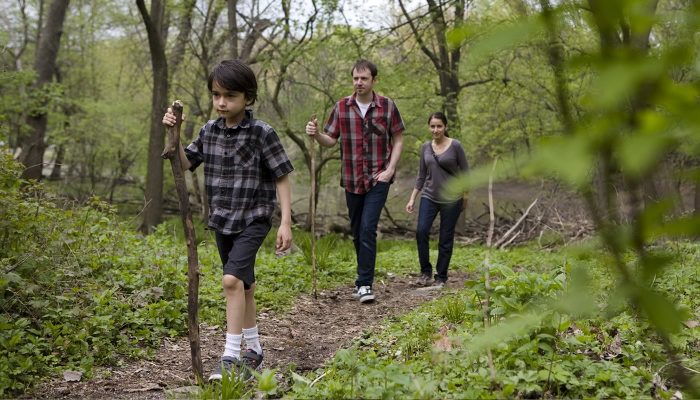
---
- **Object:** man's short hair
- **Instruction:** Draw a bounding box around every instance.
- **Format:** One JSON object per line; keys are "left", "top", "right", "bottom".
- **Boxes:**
{"left": 351, "top": 59, "right": 377, "bottom": 78}
{"left": 208, "top": 59, "right": 258, "bottom": 105}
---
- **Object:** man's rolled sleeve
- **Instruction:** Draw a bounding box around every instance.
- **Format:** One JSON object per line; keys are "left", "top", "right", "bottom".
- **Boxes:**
{"left": 324, "top": 104, "right": 341, "bottom": 140}
{"left": 390, "top": 105, "right": 405, "bottom": 136}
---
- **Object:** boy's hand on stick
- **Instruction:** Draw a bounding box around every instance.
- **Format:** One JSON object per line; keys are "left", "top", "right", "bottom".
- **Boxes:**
{"left": 162, "top": 107, "right": 186, "bottom": 127}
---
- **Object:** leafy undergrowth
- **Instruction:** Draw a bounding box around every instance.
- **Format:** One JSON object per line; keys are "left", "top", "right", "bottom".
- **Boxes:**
{"left": 3, "top": 152, "right": 700, "bottom": 399}
{"left": 286, "top": 243, "right": 700, "bottom": 399}
{"left": 0, "top": 154, "right": 355, "bottom": 396}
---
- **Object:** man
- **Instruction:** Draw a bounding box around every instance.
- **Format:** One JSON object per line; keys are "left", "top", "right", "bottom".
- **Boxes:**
{"left": 305, "top": 59, "right": 404, "bottom": 303}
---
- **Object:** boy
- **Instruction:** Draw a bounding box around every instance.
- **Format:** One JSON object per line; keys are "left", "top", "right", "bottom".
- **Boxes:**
{"left": 163, "top": 59, "right": 293, "bottom": 380}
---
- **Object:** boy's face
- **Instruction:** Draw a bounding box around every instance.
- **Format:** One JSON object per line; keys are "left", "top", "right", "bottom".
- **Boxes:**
{"left": 211, "top": 81, "right": 249, "bottom": 125}
{"left": 352, "top": 68, "right": 376, "bottom": 97}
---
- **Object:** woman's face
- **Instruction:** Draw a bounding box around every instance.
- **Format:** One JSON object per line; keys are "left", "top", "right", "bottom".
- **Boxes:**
{"left": 429, "top": 117, "right": 447, "bottom": 140}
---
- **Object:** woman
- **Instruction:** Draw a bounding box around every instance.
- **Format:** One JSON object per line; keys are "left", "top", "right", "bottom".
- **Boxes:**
{"left": 405, "top": 112, "right": 469, "bottom": 287}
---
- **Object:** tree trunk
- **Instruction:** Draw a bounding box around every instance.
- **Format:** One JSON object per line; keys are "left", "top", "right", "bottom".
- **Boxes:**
{"left": 695, "top": 177, "right": 700, "bottom": 216}
{"left": 19, "top": 0, "right": 71, "bottom": 180}
{"left": 49, "top": 144, "right": 64, "bottom": 180}
{"left": 227, "top": 0, "right": 239, "bottom": 59}
{"left": 137, "top": 0, "right": 169, "bottom": 233}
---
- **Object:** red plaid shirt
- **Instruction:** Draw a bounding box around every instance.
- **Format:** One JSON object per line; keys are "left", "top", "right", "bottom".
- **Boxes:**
{"left": 324, "top": 92, "right": 405, "bottom": 194}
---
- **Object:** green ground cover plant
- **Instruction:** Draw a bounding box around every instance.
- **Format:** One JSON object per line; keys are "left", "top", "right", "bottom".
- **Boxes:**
{"left": 0, "top": 154, "right": 442, "bottom": 396}
{"left": 3, "top": 150, "right": 699, "bottom": 398}
{"left": 288, "top": 243, "right": 700, "bottom": 399}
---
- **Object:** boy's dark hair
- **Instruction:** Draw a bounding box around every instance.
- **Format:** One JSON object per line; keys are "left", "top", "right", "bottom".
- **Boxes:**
{"left": 207, "top": 59, "right": 258, "bottom": 105}
{"left": 351, "top": 59, "right": 378, "bottom": 78}
{"left": 428, "top": 111, "right": 449, "bottom": 137}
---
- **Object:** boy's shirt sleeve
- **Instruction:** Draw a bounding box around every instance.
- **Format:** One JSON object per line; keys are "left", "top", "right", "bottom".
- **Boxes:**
{"left": 262, "top": 128, "right": 294, "bottom": 178}
{"left": 184, "top": 126, "right": 205, "bottom": 171}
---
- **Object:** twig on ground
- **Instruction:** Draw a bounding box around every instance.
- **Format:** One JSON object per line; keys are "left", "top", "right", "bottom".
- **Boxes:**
{"left": 494, "top": 198, "right": 538, "bottom": 248}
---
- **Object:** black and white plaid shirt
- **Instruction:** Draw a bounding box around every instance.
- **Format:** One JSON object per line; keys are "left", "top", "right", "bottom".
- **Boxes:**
{"left": 185, "top": 110, "right": 294, "bottom": 234}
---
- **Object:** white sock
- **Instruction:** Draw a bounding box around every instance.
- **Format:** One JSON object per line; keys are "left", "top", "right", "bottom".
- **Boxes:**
{"left": 223, "top": 333, "right": 242, "bottom": 359}
{"left": 242, "top": 326, "right": 263, "bottom": 355}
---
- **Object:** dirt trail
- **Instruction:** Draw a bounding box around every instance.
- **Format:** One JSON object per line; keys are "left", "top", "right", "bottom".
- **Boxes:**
{"left": 33, "top": 272, "right": 468, "bottom": 399}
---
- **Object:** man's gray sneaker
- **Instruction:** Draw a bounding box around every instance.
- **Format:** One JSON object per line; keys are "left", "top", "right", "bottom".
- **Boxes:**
{"left": 416, "top": 274, "right": 431, "bottom": 286}
{"left": 357, "top": 285, "right": 375, "bottom": 303}
{"left": 208, "top": 356, "right": 239, "bottom": 381}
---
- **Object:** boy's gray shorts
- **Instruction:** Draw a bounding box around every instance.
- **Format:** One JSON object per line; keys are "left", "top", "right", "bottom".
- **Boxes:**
{"left": 214, "top": 218, "right": 271, "bottom": 290}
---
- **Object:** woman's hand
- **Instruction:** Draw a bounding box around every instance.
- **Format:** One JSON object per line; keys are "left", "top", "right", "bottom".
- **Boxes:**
{"left": 405, "top": 200, "right": 415, "bottom": 214}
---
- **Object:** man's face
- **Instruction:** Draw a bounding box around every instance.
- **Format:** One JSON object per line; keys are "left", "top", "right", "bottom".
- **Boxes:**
{"left": 352, "top": 67, "right": 375, "bottom": 97}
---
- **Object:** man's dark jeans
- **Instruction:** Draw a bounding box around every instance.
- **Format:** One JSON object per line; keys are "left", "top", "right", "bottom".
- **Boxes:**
{"left": 345, "top": 182, "right": 390, "bottom": 287}
{"left": 416, "top": 197, "right": 463, "bottom": 283}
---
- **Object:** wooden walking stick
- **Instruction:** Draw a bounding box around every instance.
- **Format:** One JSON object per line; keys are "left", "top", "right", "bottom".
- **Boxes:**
{"left": 161, "top": 100, "right": 203, "bottom": 383}
{"left": 309, "top": 114, "right": 318, "bottom": 299}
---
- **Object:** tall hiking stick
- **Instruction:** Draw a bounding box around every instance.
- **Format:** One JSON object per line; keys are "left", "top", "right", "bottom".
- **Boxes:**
{"left": 161, "top": 100, "right": 203, "bottom": 383}
{"left": 309, "top": 114, "right": 318, "bottom": 299}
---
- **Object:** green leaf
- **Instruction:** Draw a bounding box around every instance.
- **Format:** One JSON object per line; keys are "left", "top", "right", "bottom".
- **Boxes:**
{"left": 637, "top": 288, "right": 681, "bottom": 335}
{"left": 647, "top": 215, "right": 700, "bottom": 239}
{"left": 256, "top": 369, "right": 278, "bottom": 394}
{"left": 442, "top": 157, "right": 522, "bottom": 196}
{"left": 616, "top": 113, "right": 673, "bottom": 179}
{"left": 556, "top": 264, "right": 596, "bottom": 317}
{"left": 526, "top": 135, "right": 595, "bottom": 188}
{"left": 466, "top": 309, "right": 547, "bottom": 355}
{"left": 590, "top": 58, "right": 664, "bottom": 110}
{"left": 640, "top": 251, "right": 674, "bottom": 281}
{"left": 290, "top": 371, "right": 311, "bottom": 385}
{"left": 448, "top": 16, "right": 544, "bottom": 63}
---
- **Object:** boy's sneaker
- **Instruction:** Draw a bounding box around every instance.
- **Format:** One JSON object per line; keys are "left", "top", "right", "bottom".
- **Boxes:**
{"left": 240, "top": 349, "right": 264, "bottom": 380}
{"left": 434, "top": 280, "right": 446, "bottom": 289}
{"left": 208, "top": 356, "right": 238, "bottom": 381}
{"left": 357, "top": 285, "right": 375, "bottom": 303}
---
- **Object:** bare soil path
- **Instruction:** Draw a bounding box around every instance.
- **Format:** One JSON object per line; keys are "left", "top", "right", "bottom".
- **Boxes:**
{"left": 32, "top": 272, "right": 469, "bottom": 399}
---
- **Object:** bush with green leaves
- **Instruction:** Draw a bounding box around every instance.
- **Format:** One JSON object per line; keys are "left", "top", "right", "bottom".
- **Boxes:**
{"left": 0, "top": 154, "right": 191, "bottom": 395}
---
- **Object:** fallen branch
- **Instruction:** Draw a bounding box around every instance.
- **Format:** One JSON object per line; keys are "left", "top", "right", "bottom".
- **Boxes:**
{"left": 494, "top": 198, "right": 538, "bottom": 248}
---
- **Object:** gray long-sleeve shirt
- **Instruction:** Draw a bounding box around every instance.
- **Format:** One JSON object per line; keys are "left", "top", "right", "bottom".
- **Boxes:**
{"left": 414, "top": 139, "right": 469, "bottom": 203}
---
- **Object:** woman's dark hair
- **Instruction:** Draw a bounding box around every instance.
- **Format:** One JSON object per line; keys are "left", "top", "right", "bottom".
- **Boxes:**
{"left": 351, "top": 59, "right": 378, "bottom": 78}
{"left": 207, "top": 59, "right": 258, "bottom": 105}
{"left": 428, "top": 111, "right": 449, "bottom": 137}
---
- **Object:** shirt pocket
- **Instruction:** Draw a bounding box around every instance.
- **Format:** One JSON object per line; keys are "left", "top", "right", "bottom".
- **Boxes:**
{"left": 234, "top": 141, "right": 257, "bottom": 167}
{"left": 370, "top": 118, "right": 388, "bottom": 136}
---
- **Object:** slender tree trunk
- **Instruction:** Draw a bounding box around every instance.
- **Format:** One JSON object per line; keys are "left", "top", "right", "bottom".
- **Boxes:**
{"left": 137, "top": 0, "right": 169, "bottom": 233}
{"left": 694, "top": 178, "right": 700, "bottom": 216}
{"left": 19, "top": 0, "right": 71, "bottom": 180}
{"left": 49, "top": 144, "right": 64, "bottom": 180}
{"left": 227, "top": 0, "right": 239, "bottom": 59}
